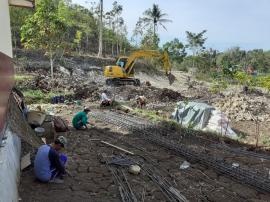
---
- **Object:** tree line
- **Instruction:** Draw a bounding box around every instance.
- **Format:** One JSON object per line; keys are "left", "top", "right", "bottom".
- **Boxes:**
{"left": 10, "top": 0, "right": 270, "bottom": 78}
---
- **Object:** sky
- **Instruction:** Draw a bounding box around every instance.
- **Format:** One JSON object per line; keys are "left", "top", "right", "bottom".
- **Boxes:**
{"left": 72, "top": 0, "right": 270, "bottom": 51}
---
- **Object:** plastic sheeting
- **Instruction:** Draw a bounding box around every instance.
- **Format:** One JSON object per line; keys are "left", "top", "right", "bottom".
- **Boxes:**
{"left": 172, "top": 101, "right": 237, "bottom": 138}
{"left": 172, "top": 102, "right": 214, "bottom": 129}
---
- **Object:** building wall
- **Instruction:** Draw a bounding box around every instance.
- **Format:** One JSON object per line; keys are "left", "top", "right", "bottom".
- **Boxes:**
{"left": 0, "top": 2, "right": 20, "bottom": 201}
{"left": 0, "top": 129, "right": 21, "bottom": 202}
{"left": 0, "top": 0, "right": 13, "bottom": 58}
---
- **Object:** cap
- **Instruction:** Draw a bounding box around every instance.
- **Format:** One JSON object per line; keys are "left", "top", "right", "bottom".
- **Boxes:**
{"left": 84, "top": 107, "right": 90, "bottom": 112}
{"left": 56, "top": 136, "right": 67, "bottom": 148}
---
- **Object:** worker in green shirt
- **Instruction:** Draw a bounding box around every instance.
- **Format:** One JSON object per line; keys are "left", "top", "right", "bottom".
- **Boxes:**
{"left": 72, "top": 108, "right": 90, "bottom": 130}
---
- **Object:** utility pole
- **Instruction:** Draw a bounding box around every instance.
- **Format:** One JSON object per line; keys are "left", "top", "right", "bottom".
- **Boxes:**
{"left": 97, "top": 0, "right": 103, "bottom": 57}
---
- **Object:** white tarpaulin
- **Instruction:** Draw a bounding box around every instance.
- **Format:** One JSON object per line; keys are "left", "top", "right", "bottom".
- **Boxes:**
{"left": 172, "top": 101, "right": 237, "bottom": 138}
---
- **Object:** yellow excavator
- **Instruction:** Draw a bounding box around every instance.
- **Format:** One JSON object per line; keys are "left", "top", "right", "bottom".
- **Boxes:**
{"left": 104, "top": 50, "right": 175, "bottom": 86}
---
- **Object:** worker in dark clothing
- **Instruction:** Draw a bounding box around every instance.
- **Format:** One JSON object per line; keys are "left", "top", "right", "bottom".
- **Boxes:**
{"left": 34, "top": 136, "right": 68, "bottom": 183}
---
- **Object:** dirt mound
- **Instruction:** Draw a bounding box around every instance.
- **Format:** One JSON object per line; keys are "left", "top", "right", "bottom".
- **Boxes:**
{"left": 158, "top": 88, "right": 183, "bottom": 102}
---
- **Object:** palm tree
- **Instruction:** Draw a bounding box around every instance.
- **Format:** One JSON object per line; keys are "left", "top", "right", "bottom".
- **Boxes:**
{"left": 140, "top": 4, "right": 172, "bottom": 37}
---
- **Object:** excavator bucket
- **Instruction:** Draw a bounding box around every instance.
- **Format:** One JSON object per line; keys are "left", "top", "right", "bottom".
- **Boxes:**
{"left": 167, "top": 72, "right": 176, "bottom": 85}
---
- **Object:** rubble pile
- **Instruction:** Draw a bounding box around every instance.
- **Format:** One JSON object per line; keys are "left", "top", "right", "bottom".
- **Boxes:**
{"left": 16, "top": 68, "right": 104, "bottom": 93}
{"left": 213, "top": 94, "right": 270, "bottom": 122}
{"left": 182, "top": 85, "right": 212, "bottom": 100}
{"left": 73, "top": 83, "right": 99, "bottom": 99}
{"left": 107, "top": 85, "right": 184, "bottom": 103}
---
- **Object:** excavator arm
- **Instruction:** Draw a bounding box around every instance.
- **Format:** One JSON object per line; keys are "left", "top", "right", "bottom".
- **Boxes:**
{"left": 123, "top": 50, "right": 171, "bottom": 75}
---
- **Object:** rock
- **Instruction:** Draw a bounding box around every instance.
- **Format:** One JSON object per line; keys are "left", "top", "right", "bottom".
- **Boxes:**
{"left": 213, "top": 94, "right": 270, "bottom": 122}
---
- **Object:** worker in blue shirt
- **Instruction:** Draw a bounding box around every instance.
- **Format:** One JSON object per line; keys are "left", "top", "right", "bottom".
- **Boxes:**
{"left": 34, "top": 136, "right": 68, "bottom": 183}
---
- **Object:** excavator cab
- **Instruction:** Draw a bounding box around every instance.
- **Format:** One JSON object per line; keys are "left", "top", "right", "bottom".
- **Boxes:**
{"left": 116, "top": 57, "right": 127, "bottom": 68}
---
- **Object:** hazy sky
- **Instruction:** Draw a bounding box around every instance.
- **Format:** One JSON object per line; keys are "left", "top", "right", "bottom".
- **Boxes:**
{"left": 72, "top": 0, "right": 270, "bottom": 51}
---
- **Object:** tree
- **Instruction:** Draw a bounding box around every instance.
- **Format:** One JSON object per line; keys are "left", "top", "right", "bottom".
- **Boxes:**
{"left": 140, "top": 4, "right": 171, "bottom": 37}
{"left": 163, "top": 38, "right": 186, "bottom": 64}
{"left": 186, "top": 30, "right": 207, "bottom": 67}
{"left": 10, "top": 7, "right": 32, "bottom": 50}
{"left": 105, "top": 1, "right": 125, "bottom": 55}
{"left": 97, "top": 0, "right": 103, "bottom": 57}
{"left": 246, "top": 49, "right": 270, "bottom": 73}
{"left": 196, "top": 48, "right": 218, "bottom": 73}
{"left": 59, "top": 3, "right": 97, "bottom": 53}
{"left": 134, "top": 4, "right": 171, "bottom": 48}
{"left": 21, "top": 0, "right": 67, "bottom": 79}
{"left": 140, "top": 28, "right": 160, "bottom": 50}
{"left": 73, "top": 30, "right": 82, "bottom": 53}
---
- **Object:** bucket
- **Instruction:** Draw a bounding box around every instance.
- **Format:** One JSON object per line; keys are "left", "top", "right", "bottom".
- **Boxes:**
{"left": 34, "top": 127, "right": 45, "bottom": 137}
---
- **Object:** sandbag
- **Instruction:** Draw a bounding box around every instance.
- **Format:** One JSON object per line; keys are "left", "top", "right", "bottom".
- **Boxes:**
{"left": 53, "top": 116, "right": 69, "bottom": 132}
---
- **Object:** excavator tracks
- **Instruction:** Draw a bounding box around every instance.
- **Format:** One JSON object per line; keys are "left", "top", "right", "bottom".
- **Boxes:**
{"left": 106, "top": 78, "right": 141, "bottom": 86}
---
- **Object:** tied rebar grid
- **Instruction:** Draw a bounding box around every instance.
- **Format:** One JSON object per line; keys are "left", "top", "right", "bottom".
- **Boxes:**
{"left": 210, "top": 143, "right": 270, "bottom": 161}
{"left": 92, "top": 111, "right": 270, "bottom": 193}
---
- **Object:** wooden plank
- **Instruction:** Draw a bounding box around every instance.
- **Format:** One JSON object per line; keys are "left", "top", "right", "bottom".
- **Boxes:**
{"left": 9, "top": 0, "right": 34, "bottom": 8}
{"left": 100, "top": 141, "right": 134, "bottom": 155}
{"left": 21, "top": 153, "right": 31, "bottom": 170}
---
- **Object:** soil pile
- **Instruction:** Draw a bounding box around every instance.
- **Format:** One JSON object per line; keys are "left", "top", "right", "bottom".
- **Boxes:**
{"left": 158, "top": 88, "right": 184, "bottom": 102}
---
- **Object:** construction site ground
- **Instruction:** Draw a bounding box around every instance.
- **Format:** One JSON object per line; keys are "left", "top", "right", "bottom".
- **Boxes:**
{"left": 15, "top": 56, "right": 270, "bottom": 201}
{"left": 19, "top": 105, "right": 270, "bottom": 202}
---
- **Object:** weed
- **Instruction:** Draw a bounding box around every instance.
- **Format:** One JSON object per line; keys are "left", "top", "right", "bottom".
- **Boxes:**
{"left": 133, "top": 108, "right": 164, "bottom": 122}
{"left": 15, "top": 74, "right": 33, "bottom": 81}
{"left": 22, "top": 89, "right": 71, "bottom": 104}
{"left": 210, "top": 79, "right": 228, "bottom": 94}
{"left": 262, "top": 136, "right": 270, "bottom": 146}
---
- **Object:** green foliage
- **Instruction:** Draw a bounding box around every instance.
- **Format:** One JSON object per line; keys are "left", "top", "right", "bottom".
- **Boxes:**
{"left": 21, "top": 0, "right": 67, "bottom": 78}
{"left": 10, "top": 7, "right": 33, "bottom": 48}
{"left": 21, "top": 0, "right": 67, "bottom": 51}
{"left": 262, "top": 136, "right": 270, "bottom": 146}
{"left": 22, "top": 89, "right": 67, "bottom": 104}
{"left": 140, "top": 28, "right": 160, "bottom": 50}
{"left": 186, "top": 30, "right": 207, "bottom": 56}
{"left": 133, "top": 108, "right": 164, "bottom": 122}
{"left": 210, "top": 79, "right": 228, "bottom": 94}
{"left": 258, "top": 76, "right": 270, "bottom": 92}
{"left": 73, "top": 30, "right": 82, "bottom": 52}
{"left": 15, "top": 74, "right": 33, "bottom": 81}
{"left": 163, "top": 38, "right": 186, "bottom": 64}
{"left": 234, "top": 71, "right": 257, "bottom": 86}
{"left": 140, "top": 4, "right": 172, "bottom": 35}
{"left": 11, "top": 0, "right": 132, "bottom": 56}
{"left": 134, "top": 4, "right": 171, "bottom": 49}
{"left": 217, "top": 47, "right": 270, "bottom": 74}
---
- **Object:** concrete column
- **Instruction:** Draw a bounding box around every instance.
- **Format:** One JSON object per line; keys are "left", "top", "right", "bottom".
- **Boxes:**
{"left": 0, "top": 0, "right": 13, "bottom": 58}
